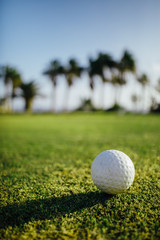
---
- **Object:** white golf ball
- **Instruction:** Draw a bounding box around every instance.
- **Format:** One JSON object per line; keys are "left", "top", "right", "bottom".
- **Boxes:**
{"left": 91, "top": 150, "right": 135, "bottom": 194}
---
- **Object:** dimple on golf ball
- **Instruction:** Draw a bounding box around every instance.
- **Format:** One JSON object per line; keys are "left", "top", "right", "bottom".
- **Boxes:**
{"left": 91, "top": 150, "right": 135, "bottom": 194}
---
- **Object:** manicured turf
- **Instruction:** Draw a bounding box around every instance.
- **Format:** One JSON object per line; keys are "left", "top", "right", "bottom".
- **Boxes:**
{"left": 0, "top": 113, "right": 159, "bottom": 239}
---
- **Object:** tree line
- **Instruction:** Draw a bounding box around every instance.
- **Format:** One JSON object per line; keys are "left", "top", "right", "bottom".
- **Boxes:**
{"left": 0, "top": 49, "right": 160, "bottom": 113}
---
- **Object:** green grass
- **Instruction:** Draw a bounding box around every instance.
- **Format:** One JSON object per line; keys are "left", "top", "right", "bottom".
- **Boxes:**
{"left": 0, "top": 113, "right": 160, "bottom": 240}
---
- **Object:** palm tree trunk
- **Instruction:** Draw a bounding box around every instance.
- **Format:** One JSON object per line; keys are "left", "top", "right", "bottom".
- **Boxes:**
{"left": 142, "top": 86, "right": 145, "bottom": 113}
{"left": 114, "top": 85, "right": 118, "bottom": 106}
{"left": 63, "top": 85, "right": 70, "bottom": 112}
{"left": 51, "top": 86, "right": 56, "bottom": 112}
{"left": 89, "top": 77, "right": 95, "bottom": 107}
{"left": 118, "top": 85, "right": 123, "bottom": 106}
{"left": 90, "top": 88, "right": 95, "bottom": 108}
{"left": 25, "top": 99, "right": 33, "bottom": 112}
{"left": 99, "top": 82, "right": 105, "bottom": 109}
{"left": 5, "top": 83, "right": 12, "bottom": 112}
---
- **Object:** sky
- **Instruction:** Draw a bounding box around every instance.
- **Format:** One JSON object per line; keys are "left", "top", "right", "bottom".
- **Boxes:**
{"left": 0, "top": 0, "right": 160, "bottom": 111}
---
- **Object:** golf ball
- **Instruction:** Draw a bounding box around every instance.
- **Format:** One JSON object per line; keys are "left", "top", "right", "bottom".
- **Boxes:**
{"left": 91, "top": 150, "right": 135, "bottom": 194}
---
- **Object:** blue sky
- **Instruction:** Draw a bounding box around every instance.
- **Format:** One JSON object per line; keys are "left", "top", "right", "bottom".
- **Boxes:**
{"left": 1, "top": 0, "right": 160, "bottom": 111}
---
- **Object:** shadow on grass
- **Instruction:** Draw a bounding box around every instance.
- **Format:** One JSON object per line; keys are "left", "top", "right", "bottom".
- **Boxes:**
{"left": 0, "top": 191, "right": 112, "bottom": 228}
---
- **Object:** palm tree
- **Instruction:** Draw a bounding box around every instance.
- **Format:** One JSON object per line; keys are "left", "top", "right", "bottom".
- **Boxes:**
{"left": 111, "top": 50, "right": 136, "bottom": 106}
{"left": 63, "top": 58, "right": 83, "bottom": 111}
{"left": 20, "top": 81, "right": 39, "bottom": 112}
{"left": 97, "top": 53, "right": 115, "bottom": 108}
{"left": 131, "top": 94, "right": 140, "bottom": 112}
{"left": 88, "top": 58, "right": 97, "bottom": 91}
{"left": 137, "top": 73, "right": 149, "bottom": 111}
{"left": 0, "top": 66, "right": 22, "bottom": 110}
{"left": 119, "top": 50, "right": 136, "bottom": 75}
{"left": 88, "top": 57, "right": 103, "bottom": 107}
{"left": 43, "top": 60, "right": 64, "bottom": 112}
{"left": 111, "top": 75, "right": 126, "bottom": 105}
{"left": 97, "top": 53, "right": 115, "bottom": 80}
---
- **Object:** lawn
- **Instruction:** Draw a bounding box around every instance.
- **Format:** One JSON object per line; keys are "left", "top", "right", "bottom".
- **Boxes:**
{"left": 0, "top": 113, "right": 159, "bottom": 240}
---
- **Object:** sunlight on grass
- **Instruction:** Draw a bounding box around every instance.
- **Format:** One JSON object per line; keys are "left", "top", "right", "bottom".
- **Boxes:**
{"left": 0, "top": 113, "right": 160, "bottom": 239}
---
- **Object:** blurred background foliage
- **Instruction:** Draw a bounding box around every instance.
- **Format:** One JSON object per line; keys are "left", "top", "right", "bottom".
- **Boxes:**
{"left": 0, "top": 49, "right": 160, "bottom": 114}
